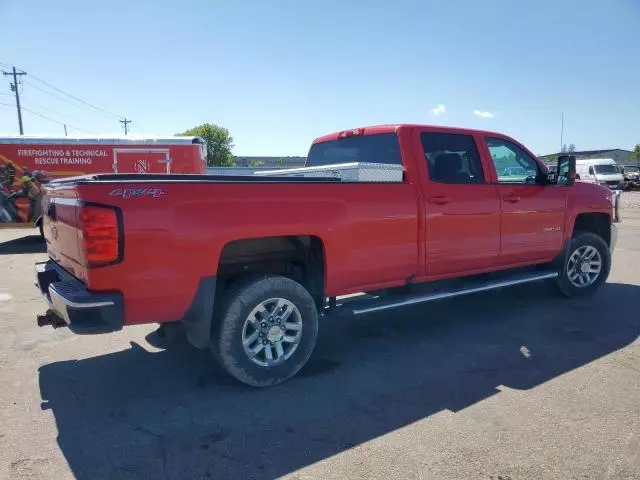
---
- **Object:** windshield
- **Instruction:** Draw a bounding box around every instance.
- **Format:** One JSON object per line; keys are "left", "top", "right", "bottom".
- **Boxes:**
{"left": 306, "top": 133, "right": 401, "bottom": 167}
{"left": 594, "top": 164, "right": 619, "bottom": 174}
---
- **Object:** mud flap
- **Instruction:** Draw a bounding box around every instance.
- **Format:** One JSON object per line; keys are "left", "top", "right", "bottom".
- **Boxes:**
{"left": 181, "top": 276, "right": 217, "bottom": 349}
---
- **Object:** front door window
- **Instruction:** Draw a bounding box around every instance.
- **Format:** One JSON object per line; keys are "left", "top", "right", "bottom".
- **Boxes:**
{"left": 486, "top": 138, "right": 540, "bottom": 184}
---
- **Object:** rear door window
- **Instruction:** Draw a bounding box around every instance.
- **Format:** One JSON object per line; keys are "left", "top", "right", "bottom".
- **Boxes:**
{"left": 306, "top": 133, "right": 401, "bottom": 167}
{"left": 420, "top": 132, "right": 485, "bottom": 184}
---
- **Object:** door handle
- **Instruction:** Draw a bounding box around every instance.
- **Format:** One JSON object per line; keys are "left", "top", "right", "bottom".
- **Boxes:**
{"left": 429, "top": 195, "right": 450, "bottom": 205}
{"left": 503, "top": 194, "right": 520, "bottom": 203}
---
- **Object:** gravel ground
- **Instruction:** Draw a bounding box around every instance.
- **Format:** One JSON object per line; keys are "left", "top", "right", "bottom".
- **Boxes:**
{"left": 1, "top": 192, "right": 639, "bottom": 480}
{"left": 621, "top": 191, "right": 640, "bottom": 210}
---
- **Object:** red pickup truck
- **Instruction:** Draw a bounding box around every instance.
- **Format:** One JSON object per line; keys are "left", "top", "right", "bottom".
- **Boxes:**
{"left": 35, "top": 124, "right": 619, "bottom": 387}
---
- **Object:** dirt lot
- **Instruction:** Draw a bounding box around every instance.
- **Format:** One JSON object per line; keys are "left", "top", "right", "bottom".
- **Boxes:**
{"left": 1, "top": 194, "right": 639, "bottom": 480}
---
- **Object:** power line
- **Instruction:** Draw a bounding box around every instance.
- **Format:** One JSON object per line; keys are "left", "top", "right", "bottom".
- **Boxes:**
{"left": 22, "top": 79, "right": 115, "bottom": 119}
{"left": 1, "top": 101, "right": 97, "bottom": 134}
{"left": 2, "top": 63, "right": 130, "bottom": 132}
{"left": 22, "top": 98, "right": 95, "bottom": 129}
{"left": 27, "top": 72, "right": 123, "bottom": 120}
{"left": 21, "top": 106, "right": 98, "bottom": 134}
{"left": 23, "top": 78, "right": 126, "bottom": 129}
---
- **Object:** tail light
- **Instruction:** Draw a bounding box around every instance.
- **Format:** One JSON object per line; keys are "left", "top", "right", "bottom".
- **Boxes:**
{"left": 80, "top": 205, "right": 122, "bottom": 267}
{"left": 338, "top": 128, "right": 364, "bottom": 139}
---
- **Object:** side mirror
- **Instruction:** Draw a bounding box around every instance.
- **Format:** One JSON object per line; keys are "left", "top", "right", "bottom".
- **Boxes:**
{"left": 557, "top": 155, "right": 576, "bottom": 186}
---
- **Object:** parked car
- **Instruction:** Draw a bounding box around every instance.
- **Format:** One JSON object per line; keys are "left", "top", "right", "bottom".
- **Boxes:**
{"left": 575, "top": 158, "right": 624, "bottom": 189}
{"left": 500, "top": 165, "right": 537, "bottom": 180}
{"left": 621, "top": 165, "right": 640, "bottom": 191}
{"left": 35, "top": 124, "right": 619, "bottom": 387}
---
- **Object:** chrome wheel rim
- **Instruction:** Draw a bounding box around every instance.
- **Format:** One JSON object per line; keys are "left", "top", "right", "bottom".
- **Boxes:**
{"left": 566, "top": 245, "right": 602, "bottom": 288}
{"left": 242, "top": 298, "right": 303, "bottom": 367}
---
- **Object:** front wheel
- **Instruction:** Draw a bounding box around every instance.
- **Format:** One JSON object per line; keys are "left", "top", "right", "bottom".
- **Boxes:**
{"left": 211, "top": 275, "right": 319, "bottom": 387}
{"left": 556, "top": 232, "right": 611, "bottom": 297}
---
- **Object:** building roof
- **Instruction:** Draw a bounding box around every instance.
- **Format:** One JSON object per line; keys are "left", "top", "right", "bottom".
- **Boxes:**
{"left": 541, "top": 148, "right": 631, "bottom": 157}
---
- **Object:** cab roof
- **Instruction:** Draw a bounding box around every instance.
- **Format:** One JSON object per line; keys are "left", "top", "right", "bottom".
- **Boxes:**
{"left": 312, "top": 124, "right": 505, "bottom": 144}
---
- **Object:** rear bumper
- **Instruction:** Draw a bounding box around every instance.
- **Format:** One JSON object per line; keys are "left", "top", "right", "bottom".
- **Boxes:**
{"left": 35, "top": 261, "right": 124, "bottom": 334}
{"left": 600, "top": 181, "right": 624, "bottom": 189}
{"left": 610, "top": 224, "right": 618, "bottom": 253}
{"left": 611, "top": 190, "right": 622, "bottom": 223}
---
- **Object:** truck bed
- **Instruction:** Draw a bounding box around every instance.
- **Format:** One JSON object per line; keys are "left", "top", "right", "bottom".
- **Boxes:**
{"left": 47, "top": 173, "right": 342, "bottom": 184}
{"left": 41, "top": 172, "right": 421, "bottom": 323}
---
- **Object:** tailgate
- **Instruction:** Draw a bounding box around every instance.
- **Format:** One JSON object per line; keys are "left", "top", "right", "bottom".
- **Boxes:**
{"left": 42, "top": 184, "right": 87, "bottom": 282}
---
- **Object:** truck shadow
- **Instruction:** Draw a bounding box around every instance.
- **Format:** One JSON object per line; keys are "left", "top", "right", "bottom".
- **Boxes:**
{"left": 0, "top": 234, "right": 45, "bottom": 255}
{"left": 39, "top": 282, "right": 640, "bottom": 480}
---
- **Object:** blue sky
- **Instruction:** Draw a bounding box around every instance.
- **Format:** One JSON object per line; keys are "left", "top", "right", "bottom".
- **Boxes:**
{"left": 1, "top": 0, "right": 638, "bottom": 156}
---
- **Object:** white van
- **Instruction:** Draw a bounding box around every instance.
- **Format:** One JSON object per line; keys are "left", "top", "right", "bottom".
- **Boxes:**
{"left": 575, "top": 158, "right": 623, "bottom": 189}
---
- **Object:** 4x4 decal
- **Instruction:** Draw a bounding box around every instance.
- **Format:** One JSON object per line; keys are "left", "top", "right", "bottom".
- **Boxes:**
{"left": 109, "top": 188, "right": 165, "bottom": 199}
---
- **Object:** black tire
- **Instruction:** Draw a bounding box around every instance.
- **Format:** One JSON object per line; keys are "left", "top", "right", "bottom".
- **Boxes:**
{"left": 211, "top": 275, "right": 319, "bottom": 387}
{"left": 556, "top": 232, "right": 611, "bottom": 297}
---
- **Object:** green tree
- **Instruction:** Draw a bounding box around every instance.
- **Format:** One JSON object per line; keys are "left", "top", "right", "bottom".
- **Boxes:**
{"left": 179, "top": 123, "right": 235, "bottom": 167}
{"left": 631, "top": 144, "right": 640, "bottom": 167}
{"left": 560, "top": 144, "right": 575, "bottom": 154}
{"left": 276, "top": 158, "right": 286, "bottom": 167}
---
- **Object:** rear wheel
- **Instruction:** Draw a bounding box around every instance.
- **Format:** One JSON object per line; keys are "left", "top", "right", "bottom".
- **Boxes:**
{"left": 211, "top": 275, "right": 319, "bottom": 387}
{"left": 556, "top": 232, "right": 610, "bottom": 297}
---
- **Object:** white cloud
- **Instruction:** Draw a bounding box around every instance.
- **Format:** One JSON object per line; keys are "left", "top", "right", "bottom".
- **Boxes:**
{"left": 473, "top": 109, "right": 494, "bottom": 118}
{"left": 430, "top": 104, "right": 446, "bottom": 115}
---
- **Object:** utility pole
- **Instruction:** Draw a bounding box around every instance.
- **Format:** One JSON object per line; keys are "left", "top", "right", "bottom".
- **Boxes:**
{"left": 2, "top": 66, "right": 27, "bottom": 134}
{"left": 559, "top": 111, "right": 564, "bottom": 152}
{"left": 63, "top": 124, "right": 68, "bottom": 136}
{"left": 119, "top": 117, "right": 132, "bottom": 135}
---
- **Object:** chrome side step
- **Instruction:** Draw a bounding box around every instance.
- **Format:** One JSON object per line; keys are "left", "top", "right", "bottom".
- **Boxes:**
{"left": 335, "top": 269, "right": 558, "bottom": 316}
